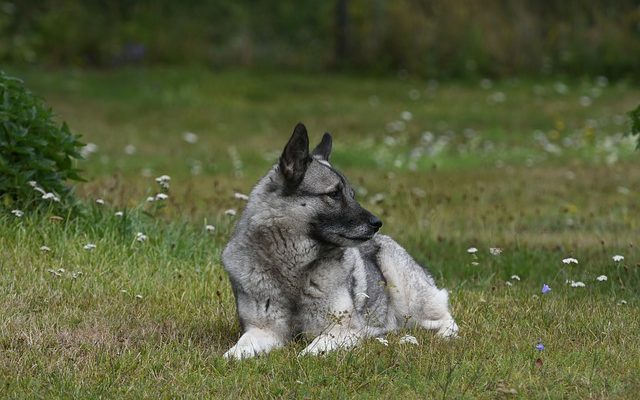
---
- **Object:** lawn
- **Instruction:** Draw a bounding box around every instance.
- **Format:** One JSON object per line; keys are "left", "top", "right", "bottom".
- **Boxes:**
{"left": 1, "top": 67, "right": 639, "bottom": 398}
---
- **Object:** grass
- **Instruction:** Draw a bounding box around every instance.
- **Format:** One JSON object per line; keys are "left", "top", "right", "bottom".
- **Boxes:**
{"left": 1, "top": 67, "right": 640, "bottom": 398}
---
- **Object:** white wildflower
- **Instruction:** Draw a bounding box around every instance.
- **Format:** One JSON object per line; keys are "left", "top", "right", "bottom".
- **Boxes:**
{"left": 135, "top": 294, "right": 143, "bottom": 299}
{"left": 42, "top": 192, "right": 60, "bottom": 202}
{"left": 155, "top": 193, "right": 168, "bottom": 201}
{"left": 95, "top": 199, "right": 105, "bottom": 205}
{"left": 467, "top": 247, "right": 478, "bottom": 254}
{"left": 375, "top": 337, "right": 389, "bottom": 346}
{"left": 399, "top": 335, "right": 419, "bottom": 346}
{"left": 124, "top": 144, "right": 137, "bottom": 155}
{"left": 40, "top": 246, "right": 51, "bottom": 252}
{"left": 80, "top": 142, "right": 98, "bottom": 158}
{"left": 225, "top": 209, "right": 237, "bottom": 216}
{"left": 182, "top": 131, "right": 199, "bottom": 144}
{"left": 471, "top": 261, "right": 480, "bottom": 266}
{"left": 205, "top": 224, "right": 216, "bottom": 233}
{"left": 115, "top": 211, "right": 124, "bottom": 217}
{"left": 618, "top": 300, "right": 627, "bottom": 305}
{"left": 146, "top": 196, "right": 155, "bottom": 202}
{"left": 570, "top": 281, "right": 586, "bottom": 288}
{"left": 155, "top": 175, "right": 171, "bottom": 189}
{"left": 135, "top": 232, "right": 148, "bottom": 242}
{"left": 11, "top": 209, "right": 24, "bottom": 218}
{"left": 401, "top": 111, "right": 413, "bottom": 121}
{"left": 562, "top": 257, "right": 579, "bottom": 265}
{"left": 83, "top": 243, "right": 96, "bottom": 251}
{"left": 511, "top": 275, "right": 521, "bottom": 281}
{"left": 234, "top": 192, "right": 249, "bottom": 201}
{"left": 505, "top": 281, "right": 513, "bottom": 286}
{"left": 612, "top": 255, "right": 624, "bottom": 262}
{"left": 596, "top": 275, "right": 608, "bottom": 282}
{"left": 489, "top": 247, "right": 502, "bottom": 256}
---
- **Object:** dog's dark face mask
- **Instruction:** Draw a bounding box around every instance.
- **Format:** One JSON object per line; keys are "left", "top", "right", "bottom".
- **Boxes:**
{"left": 277, "top": 123, "right": 382, "bottom": 247}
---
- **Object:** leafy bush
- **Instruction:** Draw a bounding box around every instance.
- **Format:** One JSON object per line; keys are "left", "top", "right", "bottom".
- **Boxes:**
{"left": 0, "top": 70, "right": 84, "bottom": 209}
{"left": 629, "top": 104, "right": 640, "bottom": 149}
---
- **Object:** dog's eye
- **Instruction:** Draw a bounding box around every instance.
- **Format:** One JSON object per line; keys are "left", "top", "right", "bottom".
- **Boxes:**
{"left": 326, "top": 189, "right": 341, "bottom": 200}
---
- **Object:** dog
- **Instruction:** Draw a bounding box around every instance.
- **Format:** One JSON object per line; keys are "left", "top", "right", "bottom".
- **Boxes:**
{"left": 222, "top": 123, "right": 458, "bottom": 359}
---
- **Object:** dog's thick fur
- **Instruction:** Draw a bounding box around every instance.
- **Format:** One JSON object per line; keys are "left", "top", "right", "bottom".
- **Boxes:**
{"left": 222, "top": 123, "right": 458, "bottom": 359}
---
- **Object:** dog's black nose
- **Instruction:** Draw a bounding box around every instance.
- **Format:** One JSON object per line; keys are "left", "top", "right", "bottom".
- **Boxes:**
{"left": 369, "top": 216, "right": 383, "bottom": 230}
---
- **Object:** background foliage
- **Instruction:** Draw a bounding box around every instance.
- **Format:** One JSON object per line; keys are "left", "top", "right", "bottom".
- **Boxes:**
{"left": 0, "top": 70, "right": 84, "bottom": 209}
{"left": 2, "top": 0, "right": 639, "bottom": 79}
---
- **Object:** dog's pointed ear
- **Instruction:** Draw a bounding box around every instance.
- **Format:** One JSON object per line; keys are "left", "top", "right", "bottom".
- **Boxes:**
{"left": 311, "top": 132, "right": 332, "bottom": 161}
{"left": 279, "top": 122, "right": 310, "bottom": 185}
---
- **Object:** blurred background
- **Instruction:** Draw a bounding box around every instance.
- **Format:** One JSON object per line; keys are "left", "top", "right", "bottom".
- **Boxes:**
{"left": 2, "top": 1, "right": 639, "bottom": 238}
{"left": 2, "top": 0, "right": 640, "bottom": 79}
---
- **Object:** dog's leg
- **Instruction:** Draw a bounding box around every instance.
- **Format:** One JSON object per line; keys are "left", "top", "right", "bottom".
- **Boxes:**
{"left": 299, "top": 290, "right": 362, "bottom": 356}
{"left": 375, "top": 235, "right": 459, "bottom": 338}
{"left": 223, "top": 289, "right": 291, "bottom": 360}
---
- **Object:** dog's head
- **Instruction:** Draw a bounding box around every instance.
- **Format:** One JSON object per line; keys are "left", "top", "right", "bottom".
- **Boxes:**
{"left": 275, "top": 122, "right": 382, "bottom": 247}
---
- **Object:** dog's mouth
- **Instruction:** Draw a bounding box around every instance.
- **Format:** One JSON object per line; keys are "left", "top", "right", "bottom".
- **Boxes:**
{"left": 338, "top": 233, "right": 375, "bottom": 242}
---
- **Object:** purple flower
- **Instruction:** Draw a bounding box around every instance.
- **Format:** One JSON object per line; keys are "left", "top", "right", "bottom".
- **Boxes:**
{"left": 541, "top": 284, "right": 551, "bottom": 294}
{"left": 536, "top": 343, "right": 544, "bottom": 351}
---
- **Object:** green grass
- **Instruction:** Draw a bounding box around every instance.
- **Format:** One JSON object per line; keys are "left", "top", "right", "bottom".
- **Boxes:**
{"left": 1, "top": 67, "right": 639, "bottom": 398}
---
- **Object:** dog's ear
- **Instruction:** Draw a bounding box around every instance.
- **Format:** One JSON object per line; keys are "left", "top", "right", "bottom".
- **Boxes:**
{"left": 279, "top": 122, "right": 310, "bottom": 185}
{"left": 311, "top": 132, "right": 332, "bottom": 161}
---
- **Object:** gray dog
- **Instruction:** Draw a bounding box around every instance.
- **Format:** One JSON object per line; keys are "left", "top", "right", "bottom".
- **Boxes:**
{"left": 222, "top": 123, "right": 458, "bottom": 359}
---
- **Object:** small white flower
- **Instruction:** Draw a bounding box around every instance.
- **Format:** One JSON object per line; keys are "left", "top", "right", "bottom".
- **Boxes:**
{"left": 155, "top": 193, "right": 168, "bottom": 201}
{"left": 124, "top": 144, "right": 137, "bottom": 155}
{"left": 225, "top": 209, "right": 237, "bottom": 216}
{"left": 375, "top": 337, "right": 389, "bottom": 346}
{"left": 115, "top": 211, "right": 124, "bottom": 217}
{"left": 618, "top": 300, "right": 627, "bottom": 305}
{"left": 570, "top": 281, "right": 586, "bottom": 288}
{"left": 612, "top": 255, "right": 624, "bottom": 262}
{"left": 155, "top": 175, "right": 171, "bottom": 189}
{"left": 135, "top": 294, "right": 143, "bottom": 299}
{"left": 40, "top": 245, "right": 51, "bottom": 252}
{"left": 398, "top": 335, "right": 419, "bottom": 345}
{"left": 596, "top": 275, "right": 608, "bottom": 282}
{"left": 400, "top": 111, "right": 413, "bottom": 121}
{"left": 11, "top": 209, "right": 24, "bottom": 218}
{"left": 511, "top": 275, "right": 521, "bottom": 281}
{"left": 80, "top": 142, "right": 98, "bottom": 158}
{"left": 562, "top": 257, "right": 579, "bottom": 265}
{"left": 467, "top": 247, "right": 478, "bottom": 254}
{"left": 83, "top": 243, "right": 96, "bottom": 251}
{"left": 135, "top": 232, "right": 148, "bottom": 242}
{"left": 205, "top": 224, "right": 216, "bottom": 233}
{"left": 505, "top": 281, "right": 513, "bottom": 286}
{"left": 489, "top": 247, "right": 502, "bottom": 256}
{"left": 182, "top": 131, "right": 199, "bottom": 144}
{"left": 71, "top": 271, "right": 82, "bottom": 279}
{"left": 234, "top": 192, "right": 249, "bottom": 201}
{"left": 120, "top": 289, "right": 128, "bottom": 293}
{"left": 42, "top": 192, "right": 60, "bottom": 202}
{"left": 95, "top": 199, "right": 105, "bottom": 205}
{"left": 146, "top": 196, "right": 155, "bottom": 202}
{"left": 471, "top": 261, "right": 480, "bottom": 266}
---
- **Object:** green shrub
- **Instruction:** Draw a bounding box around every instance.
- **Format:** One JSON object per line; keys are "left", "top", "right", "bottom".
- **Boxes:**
{"left": 629, "top": 104, "right": 640, "bottom": 150}
{"left": 0, "top": 70, "right": 84, "bottom": 210}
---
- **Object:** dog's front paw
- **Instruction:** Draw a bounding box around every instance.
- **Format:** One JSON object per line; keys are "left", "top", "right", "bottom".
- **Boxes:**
{"left": 223, "top": 328, "right": 282, "bottom": 360}
{"left": 299, "top": 332, "right": 359, "bottom": 357}
{"left": 436, "top": 319, "right": 459, "bottom": 339}
{"left": 223, "top": 343, "right": 259, "bottom": 360}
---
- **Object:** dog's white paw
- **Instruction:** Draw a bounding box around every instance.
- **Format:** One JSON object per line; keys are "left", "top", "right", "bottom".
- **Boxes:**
{"left": 436, "top": 319, "right": 459, "bottom": 339}
{"left": 299, "top": 332, "right": 359, "bottom": 357}
{"left": 223, "top": 328, "right": 282, "bottom": 360}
